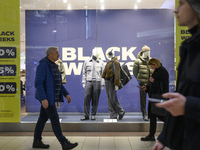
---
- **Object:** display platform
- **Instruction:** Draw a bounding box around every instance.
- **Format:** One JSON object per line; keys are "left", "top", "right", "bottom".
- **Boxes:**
{"left": 0, "top": 113, "right": 164, "bottom": 132}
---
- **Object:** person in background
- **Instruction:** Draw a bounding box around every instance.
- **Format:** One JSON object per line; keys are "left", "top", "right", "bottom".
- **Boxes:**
{"left": 140, "top": 58, "right": 169, "bottom": 141}
{"left": 81, "top": 48, "right": 105, "bottom": 121}
{"left": 153, "top": 0, "right": 200, "bottom": 150}
{"left": 132, "top": 45, "right": 154, "bottom": 121}
{"left": 102, "top": 49, "right": 125, "bottom": 120}
{"left": 33, "top": 46, "right": 78, "bottom": 150}
{"left": 20, "top": 80, "right": 25, "bottom": 106}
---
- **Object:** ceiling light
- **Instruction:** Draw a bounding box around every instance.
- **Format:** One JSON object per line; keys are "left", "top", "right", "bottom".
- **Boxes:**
{"left": 134, "top": 5, "right": 138, "bottom": 9}
{"left": 68, "top": 4, "right": 71, "bottom": 10}
{"left": 63, "top": 0, "right": 67, "bottom": 3}
{"left": 137, "top": 0, "right": 141, "bottom": 3}
{"left": 101, "top": 5, "right": 104, "bottom": 10}
{"left": 100, "top": 0, "right": 104, "bottom": 3}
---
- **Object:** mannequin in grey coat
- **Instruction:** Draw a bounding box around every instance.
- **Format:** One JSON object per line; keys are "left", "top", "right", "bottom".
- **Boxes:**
{"left": 81, "top": 48, "right": 105, "bottom": 121}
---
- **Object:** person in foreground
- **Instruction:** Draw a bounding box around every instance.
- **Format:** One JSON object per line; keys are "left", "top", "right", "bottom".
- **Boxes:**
{"left": 140, "top": 58, "right": 169, "bottom": 141}
{"left": 33, "top": 46, "right": 78, "bottom": 150}
{"left": 152, "top": 0, "right": 200, "bottom": 150}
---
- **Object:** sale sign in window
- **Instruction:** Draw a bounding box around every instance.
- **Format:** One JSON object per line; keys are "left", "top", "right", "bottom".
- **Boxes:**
{"left": 0, "top": 0, "right": 20, "bottom": 122}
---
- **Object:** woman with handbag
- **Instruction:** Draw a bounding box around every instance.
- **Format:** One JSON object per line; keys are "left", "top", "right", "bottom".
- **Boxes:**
{"left": 140, "top": 58, "right": 169, "bottom": 141}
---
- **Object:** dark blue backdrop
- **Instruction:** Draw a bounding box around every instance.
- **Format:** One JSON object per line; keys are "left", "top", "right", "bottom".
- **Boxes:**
{"left": 25, "top": 9, "right": 174, "bottom": 113}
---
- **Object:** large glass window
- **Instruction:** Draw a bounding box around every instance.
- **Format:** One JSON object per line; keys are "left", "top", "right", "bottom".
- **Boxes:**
{"left": 20, "top": 0, "right": 175, "bottom": 122}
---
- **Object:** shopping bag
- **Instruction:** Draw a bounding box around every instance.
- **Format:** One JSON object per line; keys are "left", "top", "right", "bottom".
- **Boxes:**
{"left": 119, "top": 65, "right": 132, "bottom": 89}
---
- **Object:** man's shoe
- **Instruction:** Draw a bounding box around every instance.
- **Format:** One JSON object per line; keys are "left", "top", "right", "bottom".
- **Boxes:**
{"left": 119, "top": 111, "right": 125, "bottom": 120}
{"left": 141, "top": 135, "right": 156, "bottom": 141}
{"left": 62, "top": 139, "right": 78, "bottom": 150}
{"left": 80, "top": 116, "right": 89, "bottom": 121}
{"left": 91, "top": 115, "right": 96, "bottom": 120}
{"left": 143, "top": 115, "right": 149, "bottom": 121}
{"left": 32, "top": 139, "right": 50, "bottom": 149}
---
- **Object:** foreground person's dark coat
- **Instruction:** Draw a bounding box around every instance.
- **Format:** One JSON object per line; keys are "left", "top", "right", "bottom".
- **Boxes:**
{"left": 158, "top": 25, "right": 200, "bottom": 150}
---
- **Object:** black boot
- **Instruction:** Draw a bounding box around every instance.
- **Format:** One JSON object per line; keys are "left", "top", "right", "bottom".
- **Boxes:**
{"left": 32, "top": 139, "right": 50, "bottom": 149}
{"left": 141, "top": 134, "right": 155, "bottom": 141}
{"left": 62, "top": 139, "right": 78, "bottom": 150}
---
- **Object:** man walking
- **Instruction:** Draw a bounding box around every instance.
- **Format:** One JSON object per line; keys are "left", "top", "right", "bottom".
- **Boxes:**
{"left": 33, "top": 46, "right": 78, "bottom": 150}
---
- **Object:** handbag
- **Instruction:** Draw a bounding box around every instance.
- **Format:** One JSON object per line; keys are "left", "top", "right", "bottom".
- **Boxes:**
{"left": 150, "top": 101, "right": 166, "bottom": 116}
{"left": 112, "top": 61, "right": 132, "bottom": 89}
{"left": 119, "top": 65, "right": 132, "bottom": 89}
{"left": 149, "top": 75, "right": 166, "bottom": 116}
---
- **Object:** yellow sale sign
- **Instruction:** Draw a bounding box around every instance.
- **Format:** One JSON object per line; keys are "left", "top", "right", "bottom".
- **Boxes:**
{"left": 0, "top": 0, "right": 20, "bottom": 122}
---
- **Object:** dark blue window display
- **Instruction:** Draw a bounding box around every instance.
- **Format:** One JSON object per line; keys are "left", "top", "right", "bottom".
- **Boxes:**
{"left": 25, "top": 9, "right": 174, "bottom": 113}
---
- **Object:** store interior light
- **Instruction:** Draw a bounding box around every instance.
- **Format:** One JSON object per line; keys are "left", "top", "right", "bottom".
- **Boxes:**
{"left": 134, "top": 5, "right": 138, "bottom": 9}
{"left": 100, "top": 0, "right": 104, "bottom": 3}
{"left": 101, "top": 5, "right": 105, "bottom": 10}
{"left": 68, "top": 4, "right": 71, "bottom": 10}
{"left": 137, "top": 0, "right": 141, "bottom": 3}
{"left": 63, "top": 0, "right": 67, "bottom": 3}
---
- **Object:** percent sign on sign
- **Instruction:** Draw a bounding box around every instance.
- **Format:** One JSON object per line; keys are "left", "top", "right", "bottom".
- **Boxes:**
{"left": 0, "top": 65, "right": 16, "bottom": 76}
{"left": 0, "top": 47, "right": 16, "bottom": 58}
{"left": 6, "top": 49, "right": 15, "bottom": 56}
{"left": 5, "top": 67, "right": 14, "bottom": 74}
{"left": 0, "top": 82, "right": 16, "bottom": 94}
{"left": 6, "top": 85, "right": 15, "bottom": 91}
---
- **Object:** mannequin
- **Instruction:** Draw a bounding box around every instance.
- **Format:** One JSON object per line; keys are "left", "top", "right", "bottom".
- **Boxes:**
{"left": 56, "top": 58, "right": 67, "bottom": 84}
{"left": 102, "top": 49, "right": 125, "bottom": 120}
{"left": 106, "top": 50, "right": 119, "bottom": 91}
{"left": 133, "top": 45, "right": 154, "bottom": 121}
{"left": 81, "top": 48, "right": 105, "bottom": 121}
{"left": 55, "top": 58, "right": 67, "bottom": 108}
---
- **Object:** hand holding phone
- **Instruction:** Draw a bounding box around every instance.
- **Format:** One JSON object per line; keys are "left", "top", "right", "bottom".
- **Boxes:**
{"left": 148, "top": 98, "right": 163, "bottom": 103}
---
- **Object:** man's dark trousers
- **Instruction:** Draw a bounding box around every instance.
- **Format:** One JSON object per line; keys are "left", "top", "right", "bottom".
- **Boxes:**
{"left": 34, "top": 105, "right": 66, "bottom": 143}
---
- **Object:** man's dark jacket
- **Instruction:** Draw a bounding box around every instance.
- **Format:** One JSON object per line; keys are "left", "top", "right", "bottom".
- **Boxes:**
{"left": 157, "top": 25, "right": 200, "bottom": 150}
{"left": 35, "top": 57, "right": 69, "bottom": 105}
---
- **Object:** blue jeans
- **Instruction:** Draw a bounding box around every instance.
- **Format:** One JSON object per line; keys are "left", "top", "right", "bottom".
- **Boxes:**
{"left": 34, "top": 105, "right": 66, "bottom": 144}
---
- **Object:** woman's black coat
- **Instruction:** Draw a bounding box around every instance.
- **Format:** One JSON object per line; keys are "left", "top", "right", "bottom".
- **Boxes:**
{"left": 146, "top": 66, "right": 169, "bottom": 97}
{"left": 146, "top": 66, "right": 169, "bottom": 117}
{"left": 157, "top": 25, "right": 200, "bottom": 150}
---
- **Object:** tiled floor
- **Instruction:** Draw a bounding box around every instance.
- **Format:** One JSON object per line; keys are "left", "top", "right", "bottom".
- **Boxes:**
{"left": 0, "top": 132, "right": 171, "bottom": 150}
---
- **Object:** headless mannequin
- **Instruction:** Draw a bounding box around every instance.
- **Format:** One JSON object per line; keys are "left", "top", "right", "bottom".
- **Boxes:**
{"left": 107, "top": 50, "right": 119, "bottom": 91}
{"left": 81, "top": 48, "right": 105, "bottom": 120}
{"left": 82, "top": 48, "right": 104, "bottom": 90}
{"left": 133, "top": 45, "right": 151, "bottom": 121}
